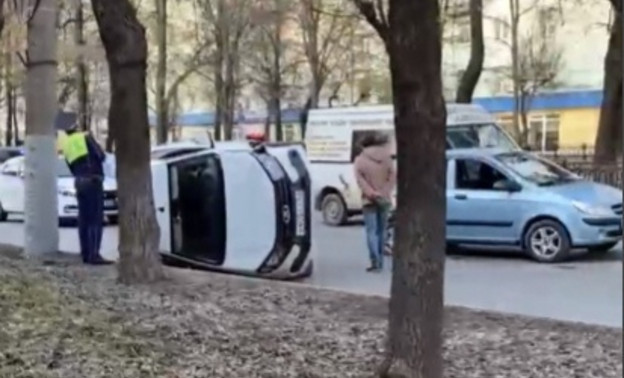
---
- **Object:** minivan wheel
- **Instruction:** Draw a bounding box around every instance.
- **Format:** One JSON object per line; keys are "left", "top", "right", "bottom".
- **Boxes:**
{"left": 321, "top": 193, "right": 347, "bottom": 226}
{"left": 523, "top": 219, "right": 571, "bottom": 263}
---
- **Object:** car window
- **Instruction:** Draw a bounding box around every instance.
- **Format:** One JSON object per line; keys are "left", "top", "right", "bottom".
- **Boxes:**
{"left": 447, "top": 123, "right": 518, "bottom": 150}
{"left": 151, "top": 147, "right": 204, "bottom": 160}
{"left": 495, "top": 152, "right": 578, "bottom": 186}
{"left": 455, "top": 158, "right": 508, "bottom": 190}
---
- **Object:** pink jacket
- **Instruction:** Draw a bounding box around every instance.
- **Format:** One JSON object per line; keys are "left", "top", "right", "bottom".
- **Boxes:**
{"left": 353, "top": 145, "right": 396, "bottom": 206}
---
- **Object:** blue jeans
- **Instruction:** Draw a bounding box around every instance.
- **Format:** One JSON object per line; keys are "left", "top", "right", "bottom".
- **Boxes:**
{"left": 363, "top": 204, "right": 389, "bottom": 269}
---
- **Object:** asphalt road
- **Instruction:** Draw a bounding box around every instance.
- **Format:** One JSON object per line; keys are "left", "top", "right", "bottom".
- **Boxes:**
{"left": 0, "top": 215, "right": 621, "bottom": 327}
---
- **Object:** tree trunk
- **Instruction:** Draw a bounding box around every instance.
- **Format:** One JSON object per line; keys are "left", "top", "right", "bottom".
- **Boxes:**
{"left": 0, "top": 0, "right": 5, "bottom": 38}
{"left": 455, "top": 0, "right": 483, "bottom": 103}
{"left": 223, "top": 48, "right": 238, "bottom": 141}
{"left": 594, "top": 3, "right": 622, "bottom": 164}
{"left": 11, "top": 90, "right": 18, "bottom": 145}
{"left": 155, "top": 0, "right": 168, "bottom": 144}
{"left": 75, "top": 0, "right": 90, "bottom": 131}
{"left": 213, "top": 57, "right": 224, "bottom": 141}
{"left": 299, "top": 96, "right": 312, "bottom": 139}
{"left": 273, "top": 41, "right": 282, "bottom": 141}
{"left": 5, "top": 52, "right": 13, "bottom": 146}
{"left": 91, "top": 0, "right": 165, "bottom": 284}
{"left": 519, "top": 91, "right": 531, "bottom": 148}
{"left": 509, "top": 0, "right": 522, "bottom": 142}
{"left": 24, "top": 0, "right": 59, "bottom": 257}
{"left": 378, "top": 0, "right": 446, "bottom": 376}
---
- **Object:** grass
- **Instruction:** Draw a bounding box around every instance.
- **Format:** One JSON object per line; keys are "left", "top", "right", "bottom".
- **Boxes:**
{"left": 0, "top": 274, "right": 174, "bottom": 378}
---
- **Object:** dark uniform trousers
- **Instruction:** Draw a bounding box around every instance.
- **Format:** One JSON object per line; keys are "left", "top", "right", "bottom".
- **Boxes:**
{"left": 75, "top": 176, "right": 104, "bottom": 263}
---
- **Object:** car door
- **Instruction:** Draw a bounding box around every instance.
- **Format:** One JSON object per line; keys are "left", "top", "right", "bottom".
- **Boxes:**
{"left": 0, "top": 158, "right": 25, "bottom": 213}
{"left": 163, "top": 151, "right": 228, "bottom": 266}
{"left": 151, "top": 159, "right": 171, "bottom": 254}
{"left": 446, "top": 157, "right": 522, "bottom": 245}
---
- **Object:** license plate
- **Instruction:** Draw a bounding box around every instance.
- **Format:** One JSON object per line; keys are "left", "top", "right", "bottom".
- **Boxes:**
{"left": 104, "top": 199, "right": 116, "bottom": 208}
{"left": 294, "top": 190, "right": 305, "bottom": 236}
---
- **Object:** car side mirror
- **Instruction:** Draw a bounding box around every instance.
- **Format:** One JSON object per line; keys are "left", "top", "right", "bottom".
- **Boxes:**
{"left": 494, "top": 179, "right": 522, "bottom": 192}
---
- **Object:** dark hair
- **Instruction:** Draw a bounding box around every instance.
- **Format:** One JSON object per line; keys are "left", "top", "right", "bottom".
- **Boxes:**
{"left": 360, "top": 131, "right": 389, "bottom": 149}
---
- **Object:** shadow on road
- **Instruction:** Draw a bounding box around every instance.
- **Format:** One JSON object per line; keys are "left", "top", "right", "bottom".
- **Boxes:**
{"left": 448, "top": 247, "right": 621, "bottom": 265}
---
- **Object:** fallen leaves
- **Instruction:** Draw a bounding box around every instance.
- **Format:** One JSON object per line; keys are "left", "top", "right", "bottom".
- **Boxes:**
{"left": 0, "top": 249, "right": 621, "bottom": 377}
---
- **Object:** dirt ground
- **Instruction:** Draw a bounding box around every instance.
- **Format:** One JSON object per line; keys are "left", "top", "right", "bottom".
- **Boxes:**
{"left": 0, "top": 245, "right": 621, "bottom": 378}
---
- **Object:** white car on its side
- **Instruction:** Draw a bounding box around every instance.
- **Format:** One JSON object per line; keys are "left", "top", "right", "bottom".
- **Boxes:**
{"left": 0, "top": 155, "right": 119, "bottom": 223}
{"left": 151, "top": 142, "right": 313, "bottom": 279}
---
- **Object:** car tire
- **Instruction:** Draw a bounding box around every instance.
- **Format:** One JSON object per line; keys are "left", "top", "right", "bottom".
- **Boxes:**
{"left": 523, "top": 219, "right": 571, "bottom": 263}
{"left": 321, "top": 193, "right": 347, "bottom": 226}
{"left": 588, "top": 242, "right": 618, "bottom": 253}
{"left": 0, "top": 202, "right": 7, "bottom": 222}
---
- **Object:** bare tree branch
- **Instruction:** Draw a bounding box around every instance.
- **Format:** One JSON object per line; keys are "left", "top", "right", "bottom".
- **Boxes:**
{"left": 352, "top": 0, "right": 388, "bottom": 41}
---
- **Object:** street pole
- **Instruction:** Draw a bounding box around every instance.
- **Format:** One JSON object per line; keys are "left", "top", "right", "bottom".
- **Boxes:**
{"left": 24, "top": 0, "right": 59, "bottom": 256}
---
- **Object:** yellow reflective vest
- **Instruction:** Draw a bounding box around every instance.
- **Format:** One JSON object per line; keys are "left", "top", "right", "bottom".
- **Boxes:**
{"left": 62, "top": 132, "right": 89, "bottom": 164}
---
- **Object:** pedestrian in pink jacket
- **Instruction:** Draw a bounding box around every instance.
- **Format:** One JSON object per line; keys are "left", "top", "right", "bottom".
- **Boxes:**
{"left": 353, "top": 132, "right": 396, "bottom": 272}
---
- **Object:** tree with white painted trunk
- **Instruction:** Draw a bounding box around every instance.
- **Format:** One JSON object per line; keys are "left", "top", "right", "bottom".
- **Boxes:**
{"left": 24, "top": 0, "right": 60, "bottom": 257}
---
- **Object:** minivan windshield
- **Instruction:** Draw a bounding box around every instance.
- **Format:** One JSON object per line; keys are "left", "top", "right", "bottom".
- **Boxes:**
{"left": 495, "top": 152, "right": 579, "bottom": 186}
{"left": 447, "top": 123, "right": 519, "bottom": 150}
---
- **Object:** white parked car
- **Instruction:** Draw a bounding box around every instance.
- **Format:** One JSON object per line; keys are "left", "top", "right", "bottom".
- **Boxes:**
{"left": 151, "top": 142, "right": 313, "bottom": 279}
{"left": 0, "top": 155, "right": 119, "bottom": 223}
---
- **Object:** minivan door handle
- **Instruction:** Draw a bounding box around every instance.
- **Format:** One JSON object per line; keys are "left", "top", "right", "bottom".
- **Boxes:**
{"left": 454, "top": 194, "right": 468, "bottom": 200}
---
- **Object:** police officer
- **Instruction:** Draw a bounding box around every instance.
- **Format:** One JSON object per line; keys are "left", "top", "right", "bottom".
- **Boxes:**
{"left": 61, "top": 124, "right": 112, "bottom": 265}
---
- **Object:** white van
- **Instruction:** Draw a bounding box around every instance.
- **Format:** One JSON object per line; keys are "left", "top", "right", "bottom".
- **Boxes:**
{"left": 151, "top": 143, "right": 313, "bottom": 279}
{"left": 306, "top": 103, "right": 520, "bottom": 226}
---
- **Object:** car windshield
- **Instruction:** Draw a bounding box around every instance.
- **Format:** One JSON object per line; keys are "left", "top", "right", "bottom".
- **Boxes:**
{"left": 447, "top": 123, "right": 519, "bottom": 150}
{"left": 57, "top": 158, "right": 73, "bottom": 178}
{"left": 495, "top": 152, "right": 578, "bottom": 186}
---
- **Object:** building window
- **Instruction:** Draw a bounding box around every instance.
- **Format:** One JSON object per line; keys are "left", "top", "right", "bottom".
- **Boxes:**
{"left": 528, "top": 113, "right": 560, "bottom": 152}
{"left": 283, "top": 124, "right": 295, "bottom": 142}
{"left": 493, "top": 19, "right": 510, "bottom": 41}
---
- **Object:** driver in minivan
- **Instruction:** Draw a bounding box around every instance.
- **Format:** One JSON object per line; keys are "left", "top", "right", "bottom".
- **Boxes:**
{"left": 353, "top": 132, "right": 396, "bottom": 273}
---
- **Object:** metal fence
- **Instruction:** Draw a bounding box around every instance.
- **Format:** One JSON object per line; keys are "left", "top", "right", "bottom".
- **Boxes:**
{"left": 564, "top": 164, "right": 622, "bottom": 188}
{"left": 532, "top": 146, "right": 621, "bottom": 188}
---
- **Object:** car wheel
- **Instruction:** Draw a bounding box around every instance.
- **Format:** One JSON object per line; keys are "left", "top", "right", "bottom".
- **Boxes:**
{"left": 0, "top": 202, "right": 7, "bottom": 222}
{"left": 321, "top": 193, "right": 347, "bottom": 226}
{"left": 588, "top": 242, "right": 618, "bottom": 253}
{"left": 523, "top": 219, "right": 571, "bottom": 263}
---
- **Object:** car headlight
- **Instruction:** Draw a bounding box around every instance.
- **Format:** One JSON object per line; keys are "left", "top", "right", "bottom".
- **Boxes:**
{"left": 58, "top": 189, "right": 76, "bottom": 197}
{"left": 572, "top": 201, "right": 613, "bottom": 217}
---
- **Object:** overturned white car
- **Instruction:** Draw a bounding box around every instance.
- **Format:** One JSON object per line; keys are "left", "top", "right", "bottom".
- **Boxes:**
{"left": 151, "top": 143, "right": 313, "bottom": 279}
